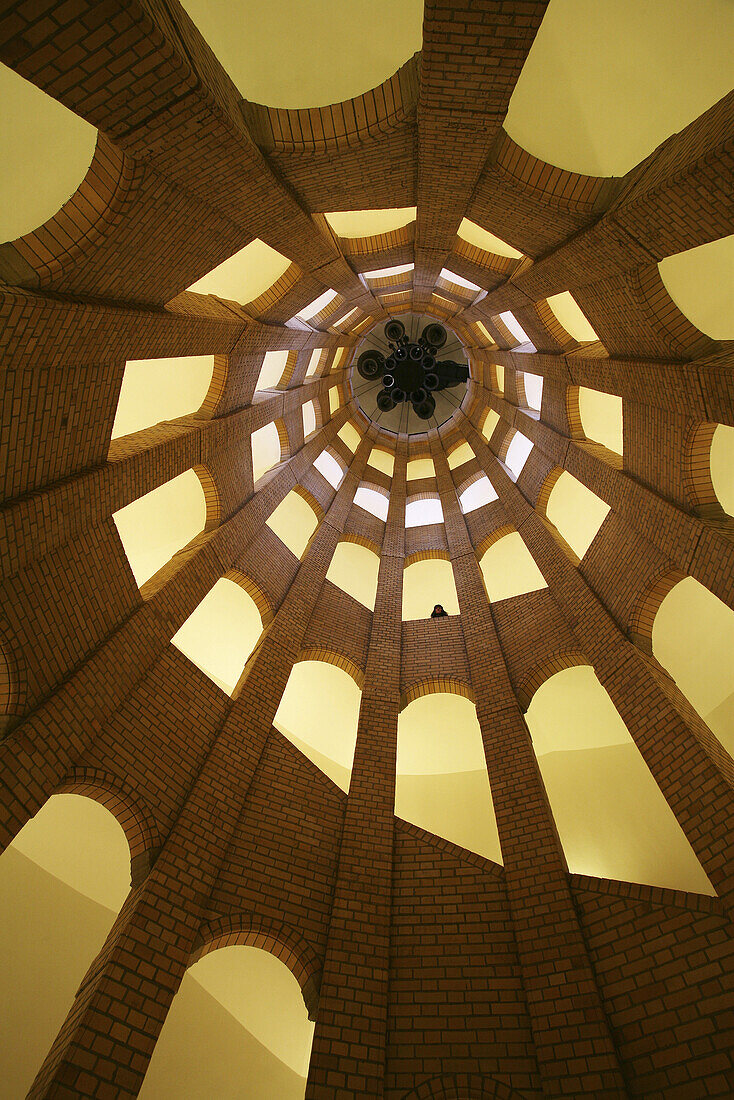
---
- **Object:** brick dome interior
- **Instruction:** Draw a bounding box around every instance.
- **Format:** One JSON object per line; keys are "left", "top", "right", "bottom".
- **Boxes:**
{"left": 0, "top": 1, "right": 733, "bottom": 1097}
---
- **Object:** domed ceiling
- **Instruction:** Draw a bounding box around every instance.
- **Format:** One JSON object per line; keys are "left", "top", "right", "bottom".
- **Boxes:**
{"left": 0, "top": 2, "right": 733, "bottom": 1098}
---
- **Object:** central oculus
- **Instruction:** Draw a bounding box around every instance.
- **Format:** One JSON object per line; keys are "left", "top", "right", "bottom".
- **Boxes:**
{"left": 357, "top": 318, "right": 470, "bottom": 420}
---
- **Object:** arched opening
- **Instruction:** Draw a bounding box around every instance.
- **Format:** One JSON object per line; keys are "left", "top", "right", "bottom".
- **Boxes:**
{"left": 337, "top": 421, "right": 361, "bottom": 452}
{"left": 251, "top": 421, "right": 284, "bottom": 483}
{"left": 447, "top": 441, "right": 475, "bottom": 470}
{"left": 326, "top": 541, "right": 380, "bottom": 610}
{"left": 402, "top": 557, "right": 459, "bottom": 621}
{"left": 652, "top": 577, "right": 734, "bottom": 756}
{"left": 504, "top": 0, "right": 733, "bottom": 176}
{"left": 459, "top": 476, "right": 498, "bottom": 514}
{"left": 171, "top": 577, "right": 267, "bottom": 696}
{"left": 178, "top": 0, "right": 422, "bottom": 109}
{"left": 255, "top": 350, "right": 290, "bottom": 392}
{"left": 504, "top": 431, "right": 533, "bottom": 479}
{"left": 186, "top": 238, "right": 291, "bottom": 305}
{"left": 354, "top": 484, "right": 389, "bottom": 522}
{"left": 457, "top": 218, "right": 523, "bottom": 259}
{"left": 328, "top": 386, "right": 341, "bottom": 414}
{"left": 492, "top": 363, "right": 505, "bottom": 394}
{"left": 405, "top": 497, "right": 444, "bottom": 528}
{"left": 521, "top": 372, "right": 543, "bottom": 412}
{"left": 266, "top": 490, "right": 320, "bottom": 559}
{"left": 407, "top": 457, "right": 435, "bottom": 480}
{"left": 368, "top": 447, "right": 395, "bottom": 476}
{"left": 498, "top": 311, "right": 530, "bottom": 346}
{"left": 658, "top": 235, "right": 734, "bottom": 341}
{"left": 324, "top": 207, "right": 417, "bottom": 238}
{"left": 710, "top": 424, "right": 734, "bottom": 517}
{"left": 111, "top": 355, "right": 215, "bottom": 440}
{"left": 313, "top": 449, "right": 345, "bottom": 489}
{"left": 578, "top": 387, "right": 623, "bottom": 455}
{"left": 396, "top": 692, "right": 502, "bottom": 862}
{"left": 545, "top": 292, "right": 599, "bottom": 343}
{"left": 0, "top": 62, "right": 97, "bottom": 243}
{"left": 525, "top": 666, "right": 714, "bottom": 893}
{"left": 480, "top": 408, "right": 500, "bottom": 441}
{"left": 0, "top": 794, "right": 131, "bottom": 1097}
{"left": 139, "top": 943, "right": 313, "bottom": 1099}
{"left": 296, "top": 289, "right": 339, "bottom": 324}
{"left": 545, "top": 470, "right": 610, "bottom": 561}
{"left": 305, "top": 348, "right": 324, "bottom": 378}
{"left": 113, "top": 469, "right": 208, "bottom": 588}
{"left": 274, "top": 660, "right": 362, "bottom": 791}
{"left": 478, "top": 531, "right": 547, "bottom": 602}
{"left": 302, "top": 399, "right": 317, "bottom": 438}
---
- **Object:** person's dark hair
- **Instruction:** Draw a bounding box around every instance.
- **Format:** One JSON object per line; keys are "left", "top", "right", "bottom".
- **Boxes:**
{"left": 431, "top": 604, "right": 448, "bottom": 618}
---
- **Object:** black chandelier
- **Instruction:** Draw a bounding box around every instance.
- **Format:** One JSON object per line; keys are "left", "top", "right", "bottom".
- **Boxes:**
{"left": 356, "top": 319, "right": 470, "bottom": 420}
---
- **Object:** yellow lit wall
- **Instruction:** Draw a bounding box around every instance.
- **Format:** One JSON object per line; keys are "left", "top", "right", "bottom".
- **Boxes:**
{"left": 578, "top": 388, "right": 623, "bottom": 454}
{"left": 658, "top": 235, "right": 734, "bottom": 341}
{"left": 396, "top": 694, "right": 501, "bottom": 862}
{"left": 113, "top": 470, "right": 207, "bottom": 587}
{"left": 368, "top": 448, "right": 395, "bottom": 476}
{"left": 324, "top": 207, "right": 417, "bottom": 238}
{"left": 481, "top": 409, "right": 500, "bottom": 440}
{"left": 457, "top": 218, "right": 522, "bottom": 259}
{"left": 337, "top": 422, "right": 361, "bottom": 452}
{"left": 256, "top": 350, "right": 289, "bottom": 391}
{"left": 0, "top": 62, "right": 96, "bottom": 242}
{"left": 266, "top": 491, "right": 319, "bottom": 559}
{"left": 546, "top": 291, "right": 599, "bottom": 342}
{"left": 302, "top": 400, "right": 317, "bottom": 438}
{"left": 652, "top": 577, "right": 734, "bottom": 756}
{"left": 251, "top": 421, "right": 282, "bottom": 482}
{"left": 112, "top": 355, "right": 214, "bottom": 439}
{"left": 407, "top": 457, "right": 435, "bottom": 480}
{"left": 186, "top": 239, "right": 291, "bottom": 304}
{"left": 505, "top": 0, "right": 734, "bottom": 176}
{"left": 0, "top": 795, "right": 130, "bottom": 1096}
{"left": 479, "top": 532, "right": 546, "bottom": 602}
{"left": 546, "top": 471, "right": 610, "bottom": 560}
{"left": 402, "top": 559, "right": 459, "bottom": 620}
{"left": 172, "top": 578, "right": 264, "bottom": 696}
{"left": 274, "top": 661, "right": 362, "bottom": 791}
{"left": 180, "top": 0, "right": 422, "bottom": 108}
{"left": 526, "top": 666, "right": 713, "bottom": 892}
{"left": 448, "top": 442, "right": 475, "bottom": 469}
{"left": 326, "top": 542, "right": 380, "bottom": 610}
{"left": 710, "top": 424, "right": 734, "bottom": 517}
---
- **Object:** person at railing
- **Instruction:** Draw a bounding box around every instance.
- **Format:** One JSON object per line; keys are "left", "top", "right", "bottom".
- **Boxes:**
{"left": 431, "top": 604, "right": 448, "bottom": 619}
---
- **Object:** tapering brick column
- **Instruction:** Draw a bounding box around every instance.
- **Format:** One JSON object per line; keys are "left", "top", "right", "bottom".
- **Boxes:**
{"left": 26, "top": 435, "right": 372, "bottom": 1099}
{"left": 306, "top": 445, "right": 408, "bottom": 1098}
{"left": 430, "top": 441, "right": 629, "bottom": 1098}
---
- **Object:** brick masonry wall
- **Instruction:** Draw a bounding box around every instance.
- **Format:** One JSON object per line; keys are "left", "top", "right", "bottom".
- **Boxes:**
{"left": 0, "top": 2, "right": 732, "bottom": 1097}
